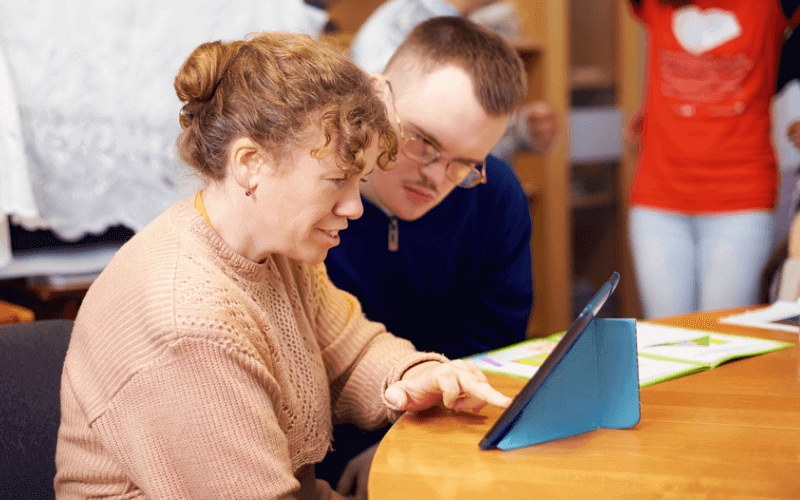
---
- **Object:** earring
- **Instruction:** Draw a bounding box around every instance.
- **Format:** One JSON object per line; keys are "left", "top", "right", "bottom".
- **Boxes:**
{"left": 245, "top": 189, "right": 251, "bottom": 197}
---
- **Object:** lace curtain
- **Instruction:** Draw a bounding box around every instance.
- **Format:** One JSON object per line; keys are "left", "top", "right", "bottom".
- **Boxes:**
{"left": 0, "top": 0, "right": 328, "bottom": 267}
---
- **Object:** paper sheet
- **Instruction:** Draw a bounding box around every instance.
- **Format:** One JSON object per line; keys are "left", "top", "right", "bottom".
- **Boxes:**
{"left": 638, "top": 325, "right": 790, "bottom": 365}
{"left": 634, "top": 322, "right": 711, "bottom": 349}
{"left": 637, "top": 356, "right": 704, "bottom": 387}
{"left": 469, "top": 335, "right": 561, "bottom": 379}
{"left": 718, "top": 301, "right": 800, "bottom": 333}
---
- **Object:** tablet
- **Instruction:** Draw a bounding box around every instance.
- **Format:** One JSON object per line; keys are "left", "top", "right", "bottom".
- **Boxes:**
{"left": 479, "top": 271, "right": 620, "bottom": 450}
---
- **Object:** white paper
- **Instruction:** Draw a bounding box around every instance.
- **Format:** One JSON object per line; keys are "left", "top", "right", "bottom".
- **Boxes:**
{"left": 718, "top": 301, "right": 800, "bottom": 333}
{"left": 637, "top": 356, "right": 702, "bottom": 387}
{"left": 639, "top": 330, "right": 788, "bottom": 365}
{"left": 467, "top": 336, "right": 560, "bottom": 379}
{"left": 635, "top": 322, "right": 712, "bottom": 349}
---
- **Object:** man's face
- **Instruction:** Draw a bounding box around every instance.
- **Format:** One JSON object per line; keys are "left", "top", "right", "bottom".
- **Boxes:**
{"left": 360, "top": 66, "right": 511, "bottom": 221}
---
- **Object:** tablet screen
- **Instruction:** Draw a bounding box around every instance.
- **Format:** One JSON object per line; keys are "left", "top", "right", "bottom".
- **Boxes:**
{"left": 479, "top": 271, "right": 620, "bottom": 450}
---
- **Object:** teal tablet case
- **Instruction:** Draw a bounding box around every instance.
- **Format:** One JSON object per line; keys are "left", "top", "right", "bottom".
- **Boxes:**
{"left": 495, "top": 317, "right": 640, "bottom": 450}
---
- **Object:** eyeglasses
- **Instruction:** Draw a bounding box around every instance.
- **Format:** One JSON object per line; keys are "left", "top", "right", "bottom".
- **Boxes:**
{"left": 386, "top": 81, "right": 487, "bottom": 188}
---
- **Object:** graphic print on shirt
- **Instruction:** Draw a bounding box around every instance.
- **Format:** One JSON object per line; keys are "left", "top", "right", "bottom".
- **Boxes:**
{"left": 660, "top": 6, "right": 752, "bottom": 118}
{"left": 672, "top": 6, "right": 741, "bottom": 54}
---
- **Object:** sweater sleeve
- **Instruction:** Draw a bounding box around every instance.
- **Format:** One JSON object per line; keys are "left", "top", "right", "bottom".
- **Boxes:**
{"left": 309, "top": 264, "right": 448, "bottom": 428}
{"left": 88, "top": 337, "right": 322, "bottom": 500}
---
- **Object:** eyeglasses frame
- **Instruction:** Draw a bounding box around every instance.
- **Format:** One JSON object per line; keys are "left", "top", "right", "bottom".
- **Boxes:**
{"left": 385, "top": 81, "right": 487, "bottom": 189}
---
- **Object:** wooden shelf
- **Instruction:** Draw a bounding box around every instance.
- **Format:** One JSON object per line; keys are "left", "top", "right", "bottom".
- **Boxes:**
{"left": 509, "top": 38, "right": 544, "bottom": 53}
{"left": 509, "top": 38, "right": 544, "bottom": 69}
{"left": 326, "top": 32, "right": 355, "bottom": 52}
{"left": 571, "top": 191, "right": 615, "bottom": 210}
{"left": 518, "top": 0, "right": 644, "bottom": 336}
{"left": 570, "top": 65, "right": 615, "bottom": 90}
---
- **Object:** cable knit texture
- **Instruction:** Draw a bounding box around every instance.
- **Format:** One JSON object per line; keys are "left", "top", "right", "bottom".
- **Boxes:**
{"left": 54, "top": 196, "right": 446, "bottom": 500}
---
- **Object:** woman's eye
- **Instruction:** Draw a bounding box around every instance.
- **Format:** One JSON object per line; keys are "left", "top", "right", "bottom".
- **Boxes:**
{"left": 331, "top": 178, "right": 346, "bottom": 186}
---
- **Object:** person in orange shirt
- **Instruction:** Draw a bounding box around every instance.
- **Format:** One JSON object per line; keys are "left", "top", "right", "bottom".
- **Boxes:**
{"left": 627, "top": 0, "right": 800, "bottom": 318}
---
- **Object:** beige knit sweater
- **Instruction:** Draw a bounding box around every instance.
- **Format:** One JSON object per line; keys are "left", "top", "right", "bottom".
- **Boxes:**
{"left": 54, "top": 197, "right": 445, "bottom": 500}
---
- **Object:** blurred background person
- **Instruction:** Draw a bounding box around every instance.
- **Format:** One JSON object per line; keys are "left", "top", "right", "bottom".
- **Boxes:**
{"left": 626, "top": 0, "right": 800, "bottom": 318}
{"left": 771, "top": 24, "right": 800, "bottom": 301}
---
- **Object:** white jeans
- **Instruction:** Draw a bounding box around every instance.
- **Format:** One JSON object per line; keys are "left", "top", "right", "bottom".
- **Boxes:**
{"left": 628, "top": 207, "right": 774, "bottom": 319}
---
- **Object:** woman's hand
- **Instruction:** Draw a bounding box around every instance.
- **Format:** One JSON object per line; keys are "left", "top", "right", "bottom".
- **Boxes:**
{"left": 385, "top": 360, "right": 512, "bottom": 413}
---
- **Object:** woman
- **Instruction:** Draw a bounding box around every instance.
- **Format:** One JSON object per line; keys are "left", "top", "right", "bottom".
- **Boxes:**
{"left": 54, "top": 33, "right": 510, "bottom": 500}
{"left": 627, "top": 0, "right": 800, "bottom": 318}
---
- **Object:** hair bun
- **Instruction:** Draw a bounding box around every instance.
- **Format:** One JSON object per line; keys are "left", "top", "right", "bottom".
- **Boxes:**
{"left": 174, "top": 40, "right": 230, "bottom": 104}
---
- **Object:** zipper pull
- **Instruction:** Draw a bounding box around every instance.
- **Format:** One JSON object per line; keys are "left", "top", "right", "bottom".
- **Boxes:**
{"left": 388, "top": 217, "right": 399, "bottom": 252}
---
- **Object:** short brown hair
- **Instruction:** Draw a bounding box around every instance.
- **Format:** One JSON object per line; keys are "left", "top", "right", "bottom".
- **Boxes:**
{"left": 174, "top": 32, "right": 396, "bottom": 180}
{"left": 384, "top": 17, "right": 527, "bottom": 116}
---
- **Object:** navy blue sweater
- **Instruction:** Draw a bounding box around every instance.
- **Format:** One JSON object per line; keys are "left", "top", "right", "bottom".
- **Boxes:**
{"left": 325, "top": 156, "right": 533, "bottom": 359}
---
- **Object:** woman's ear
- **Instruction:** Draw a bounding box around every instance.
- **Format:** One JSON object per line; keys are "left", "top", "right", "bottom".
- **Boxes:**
{"left": 370, "top": 73, "right": 390, "bottom": 102}
{"left": 229, "top": 137, "right": 266, "bottom": 192}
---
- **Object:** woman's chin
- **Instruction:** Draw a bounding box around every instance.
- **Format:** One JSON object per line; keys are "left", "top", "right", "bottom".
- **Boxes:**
{"left": 295, "top": 249, "right": 328, "bottom": 267}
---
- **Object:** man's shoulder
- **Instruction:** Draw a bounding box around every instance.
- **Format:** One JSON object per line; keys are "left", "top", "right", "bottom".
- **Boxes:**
{"left": 432, "top": 156, "right": 527, "bottom": 218}
{"left": 475, "top": 155, "right": 528, "bottom": 205}
{"left": 432, "top": 156, "right": 530, "bottom": 236}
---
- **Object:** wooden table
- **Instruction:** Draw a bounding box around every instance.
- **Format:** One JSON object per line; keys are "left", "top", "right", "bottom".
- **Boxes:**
{"left": 369, "top": 309, "right": 800, "bottom": 499}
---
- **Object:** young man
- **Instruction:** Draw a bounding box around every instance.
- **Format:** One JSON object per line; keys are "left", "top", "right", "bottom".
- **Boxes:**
{"left": 320, "top": 17, "right": 533, "bottom": 498}
{"left": 327, "top": 16, "right": 532, "bottom": 360}
{"left": 349, "top": 0, "right": 558, "bottom": 163}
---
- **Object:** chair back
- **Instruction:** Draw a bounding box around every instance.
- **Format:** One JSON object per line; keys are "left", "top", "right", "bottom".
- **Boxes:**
{"left": 0, "top": 319, "right": 73, "bottom": 500}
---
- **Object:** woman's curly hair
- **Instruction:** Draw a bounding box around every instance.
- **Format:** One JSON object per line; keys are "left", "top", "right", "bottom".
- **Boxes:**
{"left": 174, "top": 32, "right": 397, "bottom": 180}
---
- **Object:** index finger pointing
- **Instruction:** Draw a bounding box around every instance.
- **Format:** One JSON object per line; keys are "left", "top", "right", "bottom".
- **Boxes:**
{"left": 462, "top": 379, "right": 513, "bottom": 409}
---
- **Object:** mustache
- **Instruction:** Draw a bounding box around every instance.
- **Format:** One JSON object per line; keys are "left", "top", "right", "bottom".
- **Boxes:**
{"left": 404, "top": 177, "right": 439, "bottom": 196}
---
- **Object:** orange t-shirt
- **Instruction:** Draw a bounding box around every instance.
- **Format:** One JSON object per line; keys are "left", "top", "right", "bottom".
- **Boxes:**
{"left": 630, "top": 0, "right": 793, "bottom": 213}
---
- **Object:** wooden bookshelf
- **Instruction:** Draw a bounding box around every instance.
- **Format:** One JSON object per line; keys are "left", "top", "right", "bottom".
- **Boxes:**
{"left": 511, "top": 0, "right": 645, "bottom": 336}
